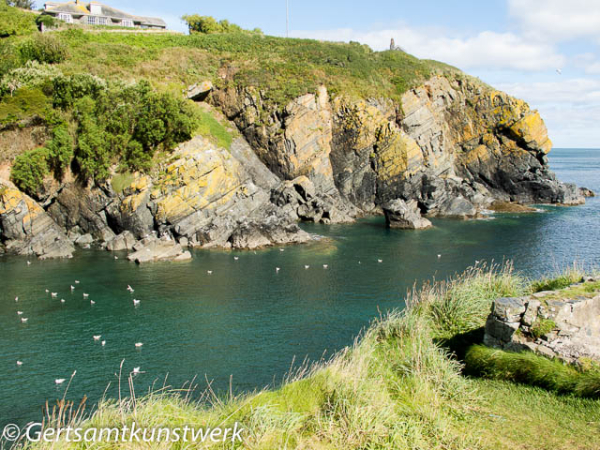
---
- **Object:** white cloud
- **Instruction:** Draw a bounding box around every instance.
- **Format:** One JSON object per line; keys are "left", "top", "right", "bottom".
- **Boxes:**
{"left": 508, "top": 0, "right": 600, "bottom": 41}
{"left": 292, "top": 27, "right": 564, "bottom": 72}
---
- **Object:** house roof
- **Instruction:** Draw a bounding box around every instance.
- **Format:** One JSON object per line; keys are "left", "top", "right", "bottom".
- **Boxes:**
{"left": 44, "top": 2, "right": 167, "bottom": 27}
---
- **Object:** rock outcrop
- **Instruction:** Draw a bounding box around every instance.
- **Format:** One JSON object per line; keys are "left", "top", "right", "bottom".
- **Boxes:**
{"left": 0, "top": 73, "right": 588, "bottom": 259}
{"left": 383, "top": 199, "right": 432, "bottom": 229}
{"left": 127, "top": 237, "right": 191, "bottom": 264}
{"left": 484, "top": 279, "right": 600, "bottom": 363}
{"left": 0, "top": 183, "right": 74, "bottom": 259}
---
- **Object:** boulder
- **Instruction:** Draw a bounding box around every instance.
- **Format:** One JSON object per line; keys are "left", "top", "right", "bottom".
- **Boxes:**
{"left": 484, "top": 282, "right": 600, "bottom": 363}
{"left": 127, "top": 238, "right": 191, "bottom": 264}
{"left": 74, "top": 234, "right": 94, "bottom": 246}
{"left": 107, "top": 231, "right": 137, "bottom": 252}
{"left": 580, "top": 187, "right": 596, "bottom": 198}
{"left": 185, "top": 81, "right": 213, "bottom": 101}
{"left": 383, "top": 199, "right": 432, "bottom": 229}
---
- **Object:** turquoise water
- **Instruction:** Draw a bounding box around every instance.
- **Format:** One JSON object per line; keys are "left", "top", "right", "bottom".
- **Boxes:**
{"left": 1, "top": 148, "right": 599, "bottom": 426}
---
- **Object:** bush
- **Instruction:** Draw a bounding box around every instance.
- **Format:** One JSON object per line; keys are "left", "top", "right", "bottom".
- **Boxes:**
{"left": 35, "top": 14, "right": 57, "bottom": 29}
{"left": 182, "top": 14, "right": 261, "bottom": 35}
{"left": 52, "top": 73, "right": 106, "bottom": 108}
{"left": 18, "top": 33, "right": 68, "bottom": 64}
{"left": 0, "top": 60, "right": 62, "bottom": 96}
{"left": 10, "top": 147, "right": 49, "bottom": 196}
{"left": 46, "top": 124, "right": 73, "bottom": 177}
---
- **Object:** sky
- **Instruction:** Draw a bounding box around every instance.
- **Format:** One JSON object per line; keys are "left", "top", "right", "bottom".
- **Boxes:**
{"left": 104, "top": 0, "right": 600, "bottom": 148}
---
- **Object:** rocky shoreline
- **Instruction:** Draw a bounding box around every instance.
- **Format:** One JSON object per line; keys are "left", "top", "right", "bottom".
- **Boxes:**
{"left": 0, "top": 76, "right": 590, "bottom": 262}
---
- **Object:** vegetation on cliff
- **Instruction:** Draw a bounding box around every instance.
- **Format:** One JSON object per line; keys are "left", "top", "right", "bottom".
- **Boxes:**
{"left": 29, "top": 264, "right": 600, "bottom": 450}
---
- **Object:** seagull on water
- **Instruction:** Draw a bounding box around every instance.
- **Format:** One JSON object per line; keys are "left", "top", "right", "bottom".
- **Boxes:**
{"left": 133, "top": 299, "right": 141, "bottom": 306}
{"left": 438, "top": 254, "right": 442, "bottom": 259}
{"left": 280, "top": 249, "right": 285, "bottom": 252}
{"left": 323, "top": 265, "right": 328, "bottom": 269}
{"left": 132, "top": 367, "right": 141, "bottom": 374}
{"left": 127, "top": 285, "right": 134, "bottom": 293}
{"left": 305, "top": 265, "right": 310, "bottom": 269}
{"left": 93, "top": 335, "right": 101, "bottom": 341}
{"left": 71, "top": 285, "right": 75, "bottom": 291}
{"left": 21, "top": 318, "right": 28, "bottom": 323}
{"left": 55, "top": 379, "right": 65, "bottom": 385}
{"left": 17, "top": 311, "right": 23, "bottom": 315}
{"left": 27, "top": 261, "right": 31, "bottom": 266}
{"left": 75, "top": 280, "right": 80, "bottom": 284}
{"left": 90, "top": 300, "right": 96, "bottom": 305}
{"left": 83, "top": 293, "right": 89, "bottom": 299}
{"left": 378, "top": 259, "right": 383, "bottom": 263}
{"left": 135, "top": 343, "right": 143, "bottom": 348}
{"left": 45, "top": 289, "right": 49, "bottom": 294}
{"left": 51, "top": 293, "right": 58, "bottom": 298}
{"left": 234, "top": 257, "right": 239, "bottom": 261}
{"left": 15, "top": 297, "right": 18, "bottom": 302}
{"left": 17, "top": 361, "right": 23, "bottom": 366}
{"left": 207, "top": 271, "right": 213, "bottom": 275}
{"left": 114, "top": 256, "right": 119, "bottom": 260}
{"left": 101, "top": 340, "right": 106, "bottom": 346}
{"left": 276, "top": 267, "right": 281, "bottom": 272}
{"left": 60, "top": 299, "right": 66, "bottom": 304}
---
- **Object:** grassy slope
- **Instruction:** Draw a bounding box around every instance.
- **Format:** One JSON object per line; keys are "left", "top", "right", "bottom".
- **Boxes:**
{"left": 30, "top": 264, "right": 600, "bottom": 450}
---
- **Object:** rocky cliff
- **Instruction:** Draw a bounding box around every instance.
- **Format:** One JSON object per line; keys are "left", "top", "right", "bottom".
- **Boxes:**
{"left": 0, "top": 73, "right": 586, "bottom": 260}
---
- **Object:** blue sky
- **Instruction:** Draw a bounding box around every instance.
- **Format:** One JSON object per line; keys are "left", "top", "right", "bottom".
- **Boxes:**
{"left": 106, "top": 0, "right": 600, "bottom": 148}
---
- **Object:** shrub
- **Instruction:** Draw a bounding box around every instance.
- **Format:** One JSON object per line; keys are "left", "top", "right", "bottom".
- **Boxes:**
{"left": 10, "top": 147, "right": 49, "bottom": 196}
{"left": 0, "top": 60, "right": 62, "bottom": 96}
{"left": 46, "top": 124, "right": 73, "bottom": 177}
{"left": 18, "top": 33, "right": 68, "bottom": 64}
{"left": 35, "top": 14, "right": 57, "bottom": 29}
{"left": 52, "top": 73, "right": 106, "bottom": 108}
{"left": 182, "top": 14, "right": 260, "bottom": 35}
{"left": 0, "top": 87, "right": 50, "bottom": 123}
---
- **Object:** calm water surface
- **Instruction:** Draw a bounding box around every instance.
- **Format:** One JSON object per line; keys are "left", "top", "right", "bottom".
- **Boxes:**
{"left": 1, "top": 148, "right": 599, "bottom": 426}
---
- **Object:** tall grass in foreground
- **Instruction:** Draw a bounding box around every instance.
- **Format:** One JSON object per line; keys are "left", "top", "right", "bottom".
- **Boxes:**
{"left": 25, "top": 263, "right": 579, "bottom": 450}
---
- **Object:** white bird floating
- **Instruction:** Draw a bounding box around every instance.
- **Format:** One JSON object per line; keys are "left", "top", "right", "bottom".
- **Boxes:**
{"left": 276, "top": 267, "right": 281, "bottom": 272}
{"left": 438, "top": 254, "right": 442, "bottom": 259}
{"left": 15, "top": 297, "right": 18, "bottom": 302}
{"left": 51, "top": 293, "right": 58, "bottom": 298}
{"left": 135, "top": 343, "right": 143, "bottom": 348}
{"left": 60, "top": 299, "right": 66, "bottom": 304}
{"left": 17, "top": 311, "right": 23, "bottom": 316}
{"left": 93, "top": 335, "right": 101, "bottom": 341}
{"left": 83, "top": 293, "right": 89, "bottom": 299}
{"left": 75, "top": 280, "right": 80, "bottom": 284}
{"left": 55, "top": 379, "right": 65, "bottom": 385}
{"left": 359, "top": 261, "right": 361, "bottom": 264}
{"left": 378, "top": 259, "right": 383, "bottom": 263}
{"left": 280, "top": 249, "right": 285, "bottom": 252}
{"left": 133, "top": 299, "right": 141, "bottom": 306}
{"left": 101, "top": 340, "right": 106, "bottom": 347}
{"left": 305, "top": 265, "right": 310, "bottom": 269}
{"left": 114, "top": 256, "right": 119, "bottom": 260}
{"left": 90, "top": 300, "right": 96, "bottom": 305}
{"left": 323, "top": 265, "right": 329, "bottom": 269}
{"left": 27, "top": 261, "right": 31, "bottom": 266}
{"left": 21, "top": 318, "right": 28, "bottom": 323}
{"left": 207, "top": 271, "right": 213, "bottom": 275}
{"left": 71, "top": 285, "right": 75, "bottom": 291}
{"left": 16, "top": 361, "right": 23, "bottom": 366}
{"left": 127, "top": 285, "right": 134, "bottom": 293}
{"left": 45, "top": 289, "right": 49, "bottom": 294}
{"left": 234, "top": 256, "right": 239, "bottom": 261}
{"left": 132, "top": 367, "right": 141, "bottom": 374}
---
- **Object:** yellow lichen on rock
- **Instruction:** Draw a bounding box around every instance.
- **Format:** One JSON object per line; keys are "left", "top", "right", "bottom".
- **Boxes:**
{"left": 509, "top": 112, "right": 553, "bottom": 154}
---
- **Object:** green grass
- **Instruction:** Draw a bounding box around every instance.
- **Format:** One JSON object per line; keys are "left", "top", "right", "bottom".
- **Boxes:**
{"left": 465, "top": 345, "right": 600, "bottom": 398}
{"left": 530, "top": 264, "right": 586, "bottom": 292}
{"left": 110, "top": 171, "right": 135, "bottom": 194}
{"left": 195, "top": 110, "right": 235, "bottom": 150}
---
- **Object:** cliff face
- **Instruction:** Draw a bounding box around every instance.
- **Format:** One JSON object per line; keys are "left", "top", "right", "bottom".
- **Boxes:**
{"left": 0, "top": 74, "right": 585, "bottom": 259}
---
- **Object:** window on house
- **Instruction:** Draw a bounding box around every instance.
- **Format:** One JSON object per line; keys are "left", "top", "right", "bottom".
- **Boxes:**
{"left": 121, "top": 19, "right": 134, "bottom": 27}
{"left": 86, "top": 15, "right": 98, "bottom": 25}
{"left": 98, "top": 16, "right": 107, "bottom": 25}
{"left": 58, "top": 13, "right": 73, "bottom": 23}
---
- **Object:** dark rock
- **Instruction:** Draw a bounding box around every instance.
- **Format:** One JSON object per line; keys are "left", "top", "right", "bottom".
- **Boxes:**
{"left": 580, "top": 187, "right": 596, "bottom": 198}
{"left": 383, "top": 199, "right": 432, "bottom": 229}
